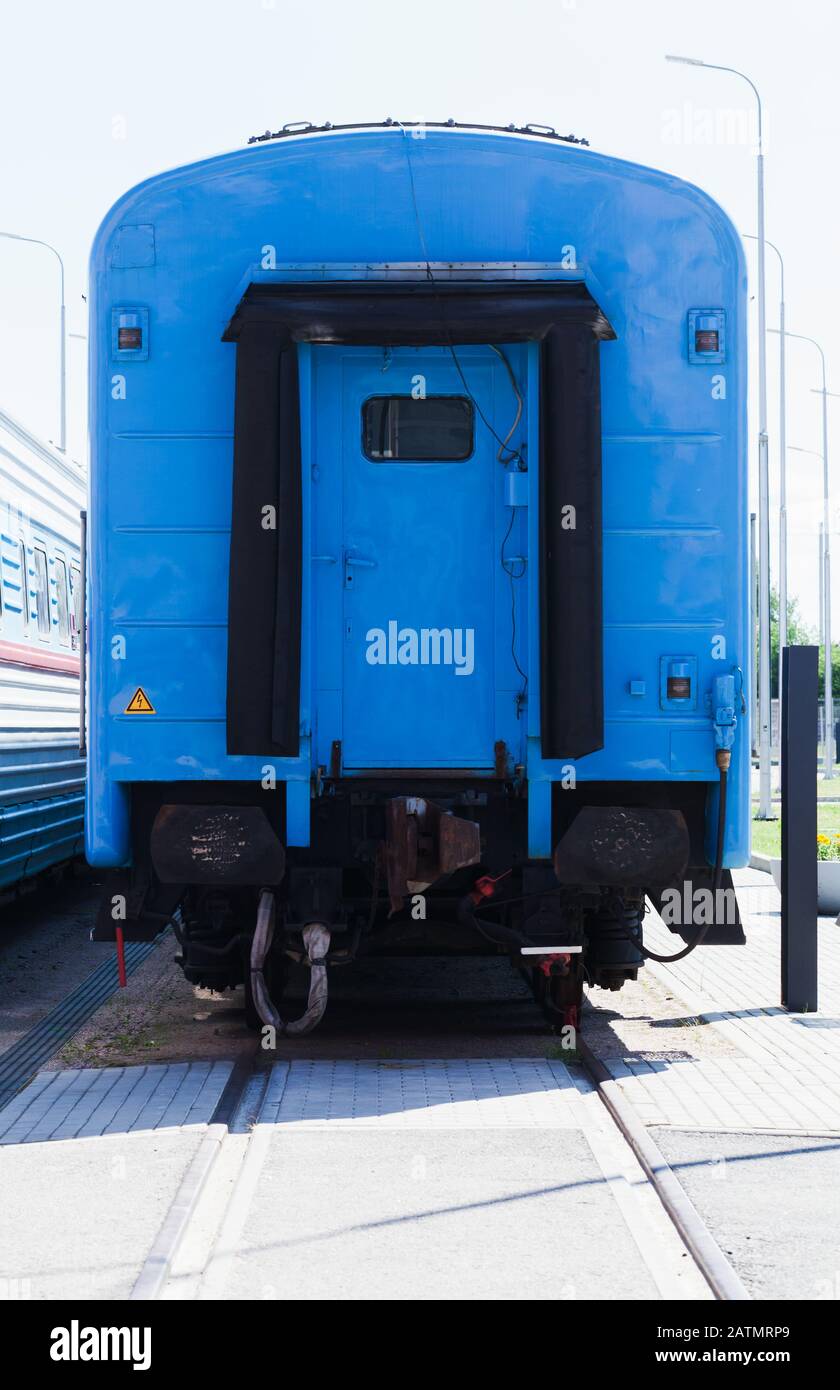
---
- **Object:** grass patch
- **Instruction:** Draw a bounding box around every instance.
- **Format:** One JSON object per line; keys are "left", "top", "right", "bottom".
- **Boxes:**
{"left": 58, "top": 1037, "right": 102, "bottom": 1065}
{"left": 751, "top": 801, "right": 840, "bottom": 858}
{"left": 545, "top": 1041, "right": 582, "bottom": 1062}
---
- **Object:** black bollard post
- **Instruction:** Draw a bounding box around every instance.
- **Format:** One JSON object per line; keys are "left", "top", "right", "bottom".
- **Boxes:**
{"left": 780, "top": 644, "right": 818, "bottom": 1012}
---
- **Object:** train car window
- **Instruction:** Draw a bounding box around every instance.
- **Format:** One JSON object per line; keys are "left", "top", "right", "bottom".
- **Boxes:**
{"left": 362, "top": 396, "right": 474, "bottom": 461}
{"left": 69, "top": 563, "right": 81, "bottom": 651}
{"left": 18, "top": 541, "right": 29, "bottom": 628}
{"left": 55, "top": 557, "right": 70, "bottom": 643}
{"left": 33, "top": 547, "right": 50, "bottom": 636}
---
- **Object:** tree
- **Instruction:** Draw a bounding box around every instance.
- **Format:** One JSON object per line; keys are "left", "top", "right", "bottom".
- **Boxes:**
{"left": 817, "top": 644, "right": 840, "bottom": 702}
{"left": 768, "top": 587, "right": 840, "bottom": 698}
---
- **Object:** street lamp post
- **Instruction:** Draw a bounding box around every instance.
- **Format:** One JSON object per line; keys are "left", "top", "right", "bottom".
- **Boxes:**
{"left": 780, "top": 335, "right": 836, "bottom": 774}
{"left": 0, "top": 230, "right": 66, "bottom": 453}
{"left": 666, "top": 54, "right": 772, "bottom": 817}
{"left": 746, "top": 237, "right": 787, "bottom": 748}
{"left": 815, "top": 386, "right": 840, "bottom": 776}
{"left": 789, "top": 445, "right": 826, "bottom": 753}
{"left": 820, "top": 523, "right": 825, "bottom": 642}
{"left": 750, "top": 510, "right": 763, "bottom": 762}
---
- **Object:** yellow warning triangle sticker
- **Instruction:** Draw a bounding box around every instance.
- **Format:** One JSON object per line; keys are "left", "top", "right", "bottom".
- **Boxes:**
{"left": 124, "top": 687, "right": 155, "bottom": 714}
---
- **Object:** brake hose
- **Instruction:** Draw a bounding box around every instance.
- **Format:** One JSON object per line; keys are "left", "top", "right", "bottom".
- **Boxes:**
{"left": 456, "top": 884, "right": 532, "bottom": 951}
{"left": 250, "top": 890, "right": 331, "bottom": 1035}
{"left": 623, "top": 752, "right": 729, "bottom": 964}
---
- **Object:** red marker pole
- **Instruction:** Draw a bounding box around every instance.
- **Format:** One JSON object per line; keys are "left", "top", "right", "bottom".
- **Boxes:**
{"left": 115, "top": 925, "right": 127, "bottom": 988}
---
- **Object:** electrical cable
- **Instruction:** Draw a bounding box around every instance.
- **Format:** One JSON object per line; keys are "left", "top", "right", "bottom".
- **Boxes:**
{"left": 446, "top": 340, "right": 526, "bottom": 467}
{"left": 397, "top": 124, "right": 526, "bottom": 466}
{"left": 398, "top": 125, "right": 528, "bottom": 708}
{"left": 501, "top": 506, "right": 528, "bottom": 697}
{"left": 489, "top": 344, "right": 523, "bottom": 464}
{"left": 457, "top": 891, "right": 532, "bottom": 951}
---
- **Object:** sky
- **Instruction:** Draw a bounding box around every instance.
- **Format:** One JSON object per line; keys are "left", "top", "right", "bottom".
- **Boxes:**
{"left": 1, "top": 0, "right": 838, "bottom": 628}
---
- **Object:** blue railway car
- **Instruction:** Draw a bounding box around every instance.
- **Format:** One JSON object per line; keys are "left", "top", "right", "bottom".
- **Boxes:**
{"left": 0, "top": 408, "right": 84, "bottom": 892}
{"left": 87, "top": 121, "right": 749, "bottom": 1032}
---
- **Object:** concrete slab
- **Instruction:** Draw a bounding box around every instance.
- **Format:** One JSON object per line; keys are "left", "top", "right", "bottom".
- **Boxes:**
{"left": 187, "top": 1060, "right": 707, "bottom": 1302}
{"left": 0, "top": 1129, "right": 205, "bottom": 1299}
{"left": 651, "top": 1128, "right": 840, "bottom": 1301}
{"left": 224, "top": 1126, "right": 661, "bottom": 1301}
{"left": 0, "top": 1063, "right": 235, "bottom": 1299}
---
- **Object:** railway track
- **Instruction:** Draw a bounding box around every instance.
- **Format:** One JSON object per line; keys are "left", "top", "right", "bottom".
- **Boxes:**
{"left": 129, "top": 1045, "right": 750, "bottom": 1303}
{"left": 0, "top": 935, "right": 160, "bottom": 1113}
{"left": 0, "top": 941, "right": 749, "bottom": 1301}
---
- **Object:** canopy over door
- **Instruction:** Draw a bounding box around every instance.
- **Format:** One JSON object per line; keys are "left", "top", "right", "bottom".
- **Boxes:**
{"left": 223, "top": 279, "right": 614, "bottom": 763}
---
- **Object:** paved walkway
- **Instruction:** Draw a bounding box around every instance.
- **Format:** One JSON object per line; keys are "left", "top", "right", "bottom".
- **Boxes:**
{"left": 600, "top": 868, "right": 840, "bottom": 1134}
{"left": 0, "top": 1062, "right": 232, "bottom": 1144}
{"left": 0, "top": 1058, "right": 712, "bottom": 1301}
{"left": 0, "top": 1063, "right": 235, "bottom": 1300}
{"left": 177, "top": 1058, "right": 709, "bottom": 1302}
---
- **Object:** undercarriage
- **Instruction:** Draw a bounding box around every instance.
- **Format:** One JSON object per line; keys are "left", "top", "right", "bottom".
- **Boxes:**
{"left": 93, "top": 779, "right": 705, "bottom": 1037}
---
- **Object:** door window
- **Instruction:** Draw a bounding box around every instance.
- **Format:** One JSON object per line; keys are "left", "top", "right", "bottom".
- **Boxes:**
{"left": 19, "top": 541, "right": 29, "bottom": 628}
{"left": 33, "top": 547, "right": 50, "bottom": 636}
{"left": 55, "top": 556, "right": 70, "bottom": 643}
{"left": 362, "top": 395, "right": 473, "bottom": 461}
{"left": 69, "top": 564, "right": 81, "bottom": 651}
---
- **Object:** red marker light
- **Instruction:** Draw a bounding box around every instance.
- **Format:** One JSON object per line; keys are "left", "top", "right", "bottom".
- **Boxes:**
{"left": 695, "top": 329, "right": 719, "bottom": 353}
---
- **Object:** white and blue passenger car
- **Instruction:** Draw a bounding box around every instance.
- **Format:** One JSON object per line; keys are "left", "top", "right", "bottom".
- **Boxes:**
{"left": 0, "top": 408, "right": 84, "bottom": 892}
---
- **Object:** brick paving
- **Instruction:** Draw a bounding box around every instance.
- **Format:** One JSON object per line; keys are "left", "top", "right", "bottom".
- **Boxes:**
{"left": 0, "top": 1062, "right": 232, "bottom": 1144}
{"left": 598, "top": 868, "right": 840, "bottom": 1134}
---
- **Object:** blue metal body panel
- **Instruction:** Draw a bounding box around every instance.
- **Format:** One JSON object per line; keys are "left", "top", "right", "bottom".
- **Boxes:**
{"left": 86, "top": 127, "right": 749, "bottom": 871}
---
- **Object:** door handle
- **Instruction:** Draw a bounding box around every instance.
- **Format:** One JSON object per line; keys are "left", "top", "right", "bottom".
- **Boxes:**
{"left": 344, "top": 549, "right": 377, "bottom": 587}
